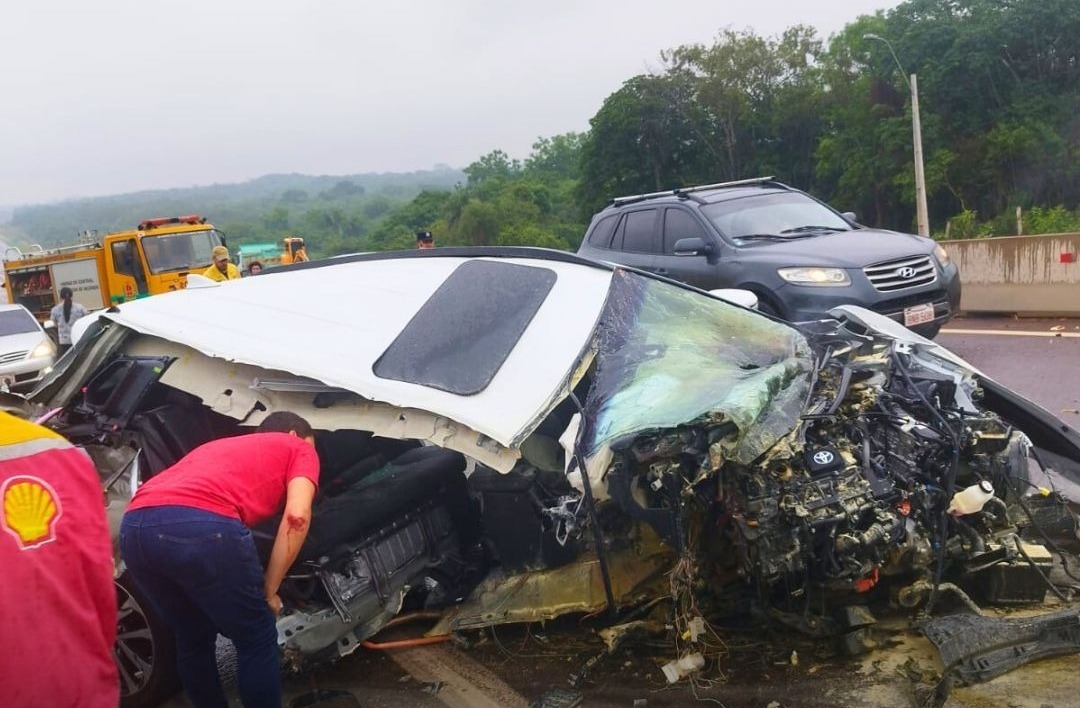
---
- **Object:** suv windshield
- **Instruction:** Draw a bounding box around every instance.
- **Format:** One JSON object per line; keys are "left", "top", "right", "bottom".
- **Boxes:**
{"left": 701, "top": 192, "right": 851, "bottom": 240}
{"left": 0, "top": 308, "right": 41, "bottom": 336}
{"left": 142, "top": 229, "right": 224, "bottom": 274}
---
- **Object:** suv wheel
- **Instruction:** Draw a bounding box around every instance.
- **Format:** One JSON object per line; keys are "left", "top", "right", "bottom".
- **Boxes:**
{"left": 115, "top": 573, "right": 180, "bottom": 708}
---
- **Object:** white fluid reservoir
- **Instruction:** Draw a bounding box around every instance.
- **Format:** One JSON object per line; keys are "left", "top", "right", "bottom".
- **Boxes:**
{"left": 948, "top": 480, "right": 994, "bottom": 516}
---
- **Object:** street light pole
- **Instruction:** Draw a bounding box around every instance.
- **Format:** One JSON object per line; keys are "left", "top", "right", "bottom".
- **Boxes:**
{"left": 909, "top": 74, "right": 929, "bottom": 237}
{"left": 864, "top": 34, "right": 930, "bottom": 236}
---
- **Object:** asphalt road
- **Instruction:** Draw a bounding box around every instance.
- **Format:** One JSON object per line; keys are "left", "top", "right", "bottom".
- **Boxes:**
{"left": 163, "top": 316, "right": 1080, "bottom": 708}
{"left": 937, "top": 315, "right": 1080, "bottom": 424}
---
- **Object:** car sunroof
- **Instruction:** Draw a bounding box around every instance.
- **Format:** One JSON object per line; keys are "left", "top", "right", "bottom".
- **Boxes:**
{"left": 373, "top": 260, "right": 557, "bottom": 395}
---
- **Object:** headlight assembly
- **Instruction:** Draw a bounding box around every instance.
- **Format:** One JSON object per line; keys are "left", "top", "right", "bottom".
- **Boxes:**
{"left": 933, "top": 244, "right": 951, "bottom": 266}
{"left": 30, "top": 340, "right": 56, "bottom": 359}
{"left": 777, "top": 267, "right": 851, "bottom": 286}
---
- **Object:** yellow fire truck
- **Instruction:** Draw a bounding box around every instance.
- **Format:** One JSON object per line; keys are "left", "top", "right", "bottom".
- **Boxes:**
{"left": 2, "top": 215, "right": 227, "bottom": 322}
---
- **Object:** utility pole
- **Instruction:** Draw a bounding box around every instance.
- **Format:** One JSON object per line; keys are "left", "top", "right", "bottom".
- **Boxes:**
{"left": 865, "top": 34, "right": 930, "bottom": 236}
{"left": 910, "top": 73, "right": 928, "bottom": 236}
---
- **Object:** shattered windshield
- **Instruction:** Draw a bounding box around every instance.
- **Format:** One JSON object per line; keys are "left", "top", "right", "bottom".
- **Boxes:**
{"left": 583, "top": 271, "right": 813, "bottom": 463}
{"left": 141, "top": 229, "right": 223, "bottom": 274}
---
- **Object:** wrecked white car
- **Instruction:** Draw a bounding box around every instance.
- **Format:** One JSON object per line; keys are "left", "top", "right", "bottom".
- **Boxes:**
{"left": 18, "top": 248, "right": 1080, "bottom": 707}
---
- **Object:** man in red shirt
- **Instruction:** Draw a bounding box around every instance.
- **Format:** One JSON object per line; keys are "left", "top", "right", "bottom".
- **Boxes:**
{"left": 120, "top": 411, "right": 320, "bottom": 708}
{"left": 0, "top": 411, "right": 119, "bottom": 707}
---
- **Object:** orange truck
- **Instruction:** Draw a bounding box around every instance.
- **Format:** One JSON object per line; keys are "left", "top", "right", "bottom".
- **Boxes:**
{"left": 2, "top": 215, "right": 227, "bottom": 322}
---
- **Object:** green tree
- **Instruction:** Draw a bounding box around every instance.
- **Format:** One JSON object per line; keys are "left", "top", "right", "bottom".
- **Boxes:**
{"left": 263, "top": 207, "right": 290, "bottom": 232}
{"left": 280, "top": 189, "right": 309, "bottom": 204}
{"left": 578, "top": 74, "right": 704, "bottom": 216}
{"left": 455, "top": 200, "right": 501, "bottom": 246}
{"left": 523, "top": 133, "right": 584, "bottom": 181}
{"left": 318, "top": 180, "right": 366, "bottom": 200}
{"left": 464, "top": 150, "right": 521, "bottom": 186}
{"left": 363, "top": 196, "right": 393, "bottom": 220}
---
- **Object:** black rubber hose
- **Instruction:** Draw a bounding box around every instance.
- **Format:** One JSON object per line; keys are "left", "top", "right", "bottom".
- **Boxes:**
{"left": 1007, "top": 476, "right": 1080, "bottom": 584}
{"left": 952, "top": 517, "right": 986, "bottom": 554}
{"left": 891, "top": 347, "right": 960, "bottom": 616}
{"left": 1011, "top": 534, "right": 1070, "bottom": 603}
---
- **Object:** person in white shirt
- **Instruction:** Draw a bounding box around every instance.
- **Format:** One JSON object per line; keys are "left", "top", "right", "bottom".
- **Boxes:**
{"left": 49, "top": 286, "right": 89, "bottom": 355}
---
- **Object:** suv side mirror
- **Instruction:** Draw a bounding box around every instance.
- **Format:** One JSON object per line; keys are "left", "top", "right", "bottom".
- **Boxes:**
{"left": 841, "top": 211, "right": 857, "bottom": 222}
{"left": 673, "top": 237, "right": 713, "bottom": 257}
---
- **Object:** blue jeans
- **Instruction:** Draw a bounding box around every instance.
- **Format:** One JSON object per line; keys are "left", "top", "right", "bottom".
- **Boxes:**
{"left": 120, "top": 506, "right": 280, "bottom": 708}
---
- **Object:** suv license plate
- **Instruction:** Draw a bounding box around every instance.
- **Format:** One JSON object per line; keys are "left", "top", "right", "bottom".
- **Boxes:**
{"left": 903, "top": 303, "right": 935, "bottom": 327}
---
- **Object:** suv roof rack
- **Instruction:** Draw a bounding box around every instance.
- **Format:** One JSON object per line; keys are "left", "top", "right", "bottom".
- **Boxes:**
{"left": 610, "top": 176, "right": 778, "bottom": 206}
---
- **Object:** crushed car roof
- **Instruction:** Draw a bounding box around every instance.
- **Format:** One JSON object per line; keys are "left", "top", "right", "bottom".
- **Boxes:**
{"left": 95, "top": 251, "right": 614, "bottom": 447}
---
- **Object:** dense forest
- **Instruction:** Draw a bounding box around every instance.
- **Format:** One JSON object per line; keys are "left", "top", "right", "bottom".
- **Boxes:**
{"left": 2, "top": 169, "right": 465, "bottom": 255}
{"left": 4, "top": 0, "right": 1079, "bottom": 258}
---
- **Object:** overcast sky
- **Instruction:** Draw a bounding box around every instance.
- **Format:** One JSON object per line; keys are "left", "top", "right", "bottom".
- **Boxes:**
{"left": 0, "top": 1, "right": 900, "bottom": 206}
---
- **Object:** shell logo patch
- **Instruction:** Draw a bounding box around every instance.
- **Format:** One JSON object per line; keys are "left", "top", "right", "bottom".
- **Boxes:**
{"left": 2, "top": 476, "right": 63, "bottom": 550}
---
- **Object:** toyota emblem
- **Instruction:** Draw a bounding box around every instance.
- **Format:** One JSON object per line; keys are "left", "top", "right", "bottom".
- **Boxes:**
{"left": 896, "top": 266, "right": 917, "bottom": 279}
{"left": 812, "top": 451, "right": 835, "bottom": 465}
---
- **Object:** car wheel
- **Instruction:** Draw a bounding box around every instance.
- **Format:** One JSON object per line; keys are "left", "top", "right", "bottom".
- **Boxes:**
{"left": 115, "top": 573, "right": 180, "bottom": 708}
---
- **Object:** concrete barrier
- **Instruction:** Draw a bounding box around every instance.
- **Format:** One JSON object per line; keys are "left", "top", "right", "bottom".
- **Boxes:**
{"left": 940, "top": 232, "right": 1080, "bottom": 315}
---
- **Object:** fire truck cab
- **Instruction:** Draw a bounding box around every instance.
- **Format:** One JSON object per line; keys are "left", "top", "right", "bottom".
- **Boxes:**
{"left": 3, "top": 215, "right": 226, "bottom": 322}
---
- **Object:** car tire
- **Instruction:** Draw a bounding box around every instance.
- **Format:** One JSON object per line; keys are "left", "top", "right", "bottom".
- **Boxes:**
{"left": 115, "top": 573, "right": 180, "bottom": 708}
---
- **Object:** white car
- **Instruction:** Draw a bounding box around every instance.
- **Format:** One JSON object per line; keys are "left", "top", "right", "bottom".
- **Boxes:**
{"left": 0, "top": 303, "right": 56, "bottom": 391}
{"left": 21, "top": 247, "right": 1080, "bottom": 707}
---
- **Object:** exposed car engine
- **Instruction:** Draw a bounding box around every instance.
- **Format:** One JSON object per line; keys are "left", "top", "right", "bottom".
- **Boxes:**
{"left": 723, "top": 341, "right": 1026, "bottom": 596}
{"left": 604, "top": 331, "right": 1076, "bottom": 636}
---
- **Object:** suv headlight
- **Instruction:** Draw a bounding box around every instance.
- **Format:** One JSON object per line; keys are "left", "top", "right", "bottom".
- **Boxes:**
{"left": 933, "top": 244, "right": 951, "bottom": 266}
{"left": 777, "top": 267, "right": 850, "bottom": 286}
{"left": 30, "top": 340, "right": 56, "bottom": 359}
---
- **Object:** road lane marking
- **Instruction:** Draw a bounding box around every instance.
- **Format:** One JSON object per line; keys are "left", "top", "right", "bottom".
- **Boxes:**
{"left": 941, "top": 328, "right": 1080, "bottom": 338}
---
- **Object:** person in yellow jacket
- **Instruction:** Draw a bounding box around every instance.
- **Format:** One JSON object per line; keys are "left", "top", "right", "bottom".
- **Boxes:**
{"left": 0, "top": 411, "right": 119, "bottom": 706}
{"left": 202, "top": 245, "right": 241, "bottom": 282}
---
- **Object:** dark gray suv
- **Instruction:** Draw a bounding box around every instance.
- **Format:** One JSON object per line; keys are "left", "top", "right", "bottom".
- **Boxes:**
{"left": 576, "top": 178, "right": 961, "bottom": 337}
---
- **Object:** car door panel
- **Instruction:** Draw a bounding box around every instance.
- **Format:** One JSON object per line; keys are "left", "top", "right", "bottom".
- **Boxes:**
{"left": 653, "top": 207, "right": 724, "bottom": 289}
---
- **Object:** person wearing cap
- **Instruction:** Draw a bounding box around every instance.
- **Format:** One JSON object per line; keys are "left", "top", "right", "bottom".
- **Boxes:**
{"left": 202, "top": 246, "right": 241, "bottom": 282}
{"left": 416, "top": 230, "right": 436, "bottom": 250}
